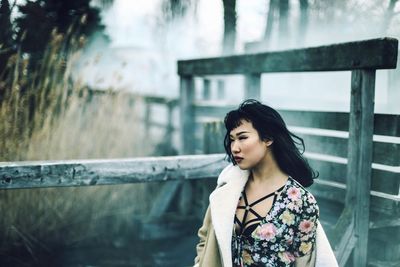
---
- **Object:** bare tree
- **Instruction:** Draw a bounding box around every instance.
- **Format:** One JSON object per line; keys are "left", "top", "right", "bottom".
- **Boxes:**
{"left": 263, "top": 0, "right": 291, "bottom": 49}
{"left": 161, "top": 0, "right": 192, "bottom": 22}
{"left": 298, "top": 0, "right": 308, "bottom": 46}
{"left": 0, "top": 0, "right": 13, "bottom": 49}
{"left": 278, "top": 0, "right": 289, "bottom": 45}
{"left": 263, "top": 0, "right": 277, "bottom": 47}
{"left": 381, "top": 0, "right": 398, "bottom": 33}
{"left": 222, "top": 0, "right": 237, "bottom": 54}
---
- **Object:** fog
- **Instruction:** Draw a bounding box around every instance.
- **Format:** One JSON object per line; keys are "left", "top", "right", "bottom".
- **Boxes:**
{"left": 76, "top": 0, "right": 400, "bottom": 113}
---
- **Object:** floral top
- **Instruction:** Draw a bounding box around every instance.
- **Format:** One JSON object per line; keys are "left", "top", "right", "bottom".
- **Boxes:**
{"left": 231, "top": 176, "right": 319, "bottom": 267}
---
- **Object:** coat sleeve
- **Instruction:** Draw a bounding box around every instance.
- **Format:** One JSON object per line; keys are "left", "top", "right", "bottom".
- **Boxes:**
{"left": 193, "top": 204, "right": 212, "bottom": 267}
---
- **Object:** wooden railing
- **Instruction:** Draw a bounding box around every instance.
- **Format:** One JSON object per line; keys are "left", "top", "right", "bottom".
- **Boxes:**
{"left": 0, "top": 154, "right": 225, "bottom": 190}
{"left": 178, "top": 37, "right": 398, "bottom": 267}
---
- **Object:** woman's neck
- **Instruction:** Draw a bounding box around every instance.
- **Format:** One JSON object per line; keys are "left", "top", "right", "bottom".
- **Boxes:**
{"left": 249, "top": 153, "right": 287, "bottom": 187}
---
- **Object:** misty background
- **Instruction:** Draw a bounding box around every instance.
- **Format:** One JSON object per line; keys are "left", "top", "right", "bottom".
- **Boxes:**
{"left": 83, "top": 0, "right": 400, "bottom": 113}
{"left": 0, "top": 0, "right": 399, "bottom": 266}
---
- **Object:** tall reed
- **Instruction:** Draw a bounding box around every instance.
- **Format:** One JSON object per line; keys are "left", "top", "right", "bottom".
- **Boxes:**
{"left": 0, "top": 17, "right": 162, "bottom": 264}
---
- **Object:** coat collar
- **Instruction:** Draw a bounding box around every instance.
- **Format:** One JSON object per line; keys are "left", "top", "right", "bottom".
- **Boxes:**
{"left": 209, "top": 164, "right": 249, "bottom": 267}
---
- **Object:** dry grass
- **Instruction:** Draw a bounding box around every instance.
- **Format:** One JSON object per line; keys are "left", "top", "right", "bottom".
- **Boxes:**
{"left": 0, "top": 26, "right": 165, "bottom": 263}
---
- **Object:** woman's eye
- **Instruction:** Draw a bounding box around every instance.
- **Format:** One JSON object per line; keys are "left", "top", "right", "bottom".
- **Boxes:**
{"left": 239, "top": 136, "right": 247, "bottom": 140}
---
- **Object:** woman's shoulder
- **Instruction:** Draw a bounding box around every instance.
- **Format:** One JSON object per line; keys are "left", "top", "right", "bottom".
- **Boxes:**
{"left": 285, "top": 177, "right": 319, "bottom": 214}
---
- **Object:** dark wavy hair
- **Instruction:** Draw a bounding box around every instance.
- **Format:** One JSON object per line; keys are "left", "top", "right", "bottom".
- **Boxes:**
{"left": 223, "top": 99, "right": 318, "bottom": 187}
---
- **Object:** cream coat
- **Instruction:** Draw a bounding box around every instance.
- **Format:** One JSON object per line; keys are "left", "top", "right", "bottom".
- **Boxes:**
{"left": 194, "top": 163, "right": 339, "bottom": 267}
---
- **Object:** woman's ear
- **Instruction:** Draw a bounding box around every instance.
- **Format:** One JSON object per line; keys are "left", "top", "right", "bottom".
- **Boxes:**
{"left": 265, "top": 139, "right": 273, "bottom": 147}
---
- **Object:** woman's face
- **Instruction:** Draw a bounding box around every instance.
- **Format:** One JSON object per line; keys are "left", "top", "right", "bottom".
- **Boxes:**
{"left": 229, "top": 119, "right": 272, "bottom": 170}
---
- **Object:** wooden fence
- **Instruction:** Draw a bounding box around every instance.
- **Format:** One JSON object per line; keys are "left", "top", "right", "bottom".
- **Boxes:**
{"left": 178, "top": 37, "right": 398, "bottom": 267}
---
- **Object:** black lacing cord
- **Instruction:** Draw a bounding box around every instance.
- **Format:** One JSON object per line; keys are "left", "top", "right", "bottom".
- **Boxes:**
{"left": 234, "top": 184, "right": 286, "bottom": 236}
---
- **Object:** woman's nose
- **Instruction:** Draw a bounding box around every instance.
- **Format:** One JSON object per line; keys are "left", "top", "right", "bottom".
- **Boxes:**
{"left": 231, "top": 141, "right": 240, "bottom": 153}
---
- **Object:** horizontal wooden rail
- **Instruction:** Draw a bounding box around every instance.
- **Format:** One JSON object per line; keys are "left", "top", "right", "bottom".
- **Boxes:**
{"left": 305, "top": 158, "right": 399, "bottom": 195}
{"left": 309, "top": 180, "right": 400, "bottom": 213}
{"left": 0, "top": 154, "right": 227, "bottom": 190}
{"left": 292, "top": 132, "right": 400, "bottom": 166}
{"left": 88, "top": 89, "right": 179, "bottom": 105}
{"left": 193, "top": 103, "right": 400, "bottom": 137}
{"left": 178, "top": 38, "right": 398, "bottom": 75}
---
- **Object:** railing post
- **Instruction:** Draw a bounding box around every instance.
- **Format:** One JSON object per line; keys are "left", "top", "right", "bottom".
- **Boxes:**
{"left": 179, "top": 75, "right": 195, "bottom": 154}
{"left": 144, "top": 100, "right": 151, "bottom": 138}
{"left": 217, "top": 79, "right": 225, "bottom": 100}
{"left": 346, "top": 69, "right": 376, "bottom": 267}
{"left": 244, "top": 73, "right": 261, "bottom": 100}
{"left": 202, "top": 79, "right": 211, "bottom": 100}
{"left": 166, "top": 100, "right": 174, "bottom": 145}
{"left": 179, "top": 181, "right": 193, "bottom": 216}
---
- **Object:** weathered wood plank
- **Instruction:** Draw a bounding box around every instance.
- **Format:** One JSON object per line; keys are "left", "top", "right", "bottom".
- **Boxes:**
{"left": 0, "top": 154, "right": 228, "bottom": 189}
{"left": 306, "top": 159, "right": 399, "bottom": 195}
{"left": 179, "top": 181, "right": 194, "bottom": 216}
{"left": 331, "top": 207, "right": 353, "bottom": 247}
{"left": 309, "top": 181, "right": 400, "bottom": 217}
{"left": 309, "top": 181, "right": 346, "bottom": 204}
{"left": 296, "top": 134, "right": 400, "bottom": 166}
{"left": 281, "top": 111, "right": 400, "bottom": 137}
{"left": 178, "top": 38, "right": 398, "bottom": 75}
{"left": 369, "top": 218, "right": 400, "bottom": 229}
{"left": 346, "top": 70, "right": 375, "bottom": 266}
{"left": 195, "top": 106, "right": 400, "bottom": 137}
{"left": 337, "top": 223, "right": 357, "bottom": 267}
{"left": 149, "top": 181, "right": 182, "bottom": 218}
{"left": 180, "top": 76, "right": 196, "bottom": 154}
{"left": 333, "top": 209, "right": 357, "bottom": 267}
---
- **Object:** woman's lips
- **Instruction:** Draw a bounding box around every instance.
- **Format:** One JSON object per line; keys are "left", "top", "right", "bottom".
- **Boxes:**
{"left": 234, "top": 157, "right": 243, "bottom": 163}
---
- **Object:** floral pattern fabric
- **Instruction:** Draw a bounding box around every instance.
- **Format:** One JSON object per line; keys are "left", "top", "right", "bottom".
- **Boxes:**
{"left": 232, "top": 176, "right": 319, "bottom": 267}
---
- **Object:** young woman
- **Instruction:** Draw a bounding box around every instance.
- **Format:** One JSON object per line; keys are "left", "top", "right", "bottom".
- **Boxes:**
{"left": 193, "top": 99, "right": 338, "bottom": 267}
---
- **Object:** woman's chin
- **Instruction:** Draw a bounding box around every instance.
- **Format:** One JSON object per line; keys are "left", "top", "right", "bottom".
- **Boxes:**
{"left": 236, "top": 162, "right": 251, "bottom": 170}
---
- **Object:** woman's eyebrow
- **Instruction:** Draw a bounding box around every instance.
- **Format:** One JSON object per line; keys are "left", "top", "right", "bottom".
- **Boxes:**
{"left": 229, "top": 131, "right": 250, "bottom": 137}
